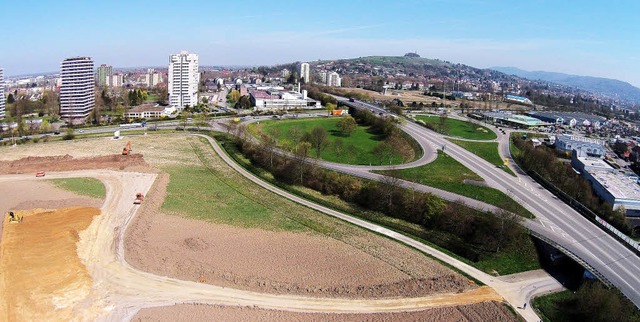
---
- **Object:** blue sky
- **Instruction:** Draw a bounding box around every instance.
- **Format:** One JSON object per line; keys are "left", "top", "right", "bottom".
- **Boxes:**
{"left": 1, "top": 0, "right": 639, "bottom": 86}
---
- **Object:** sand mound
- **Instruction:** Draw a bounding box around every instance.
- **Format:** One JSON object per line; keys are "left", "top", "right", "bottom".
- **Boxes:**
{"left": 0, "top": 154, "right": 147, "bottom": 174}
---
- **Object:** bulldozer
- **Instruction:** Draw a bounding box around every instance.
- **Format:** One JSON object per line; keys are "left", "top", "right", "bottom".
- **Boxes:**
{"left": 133, "top": 192, "right": 144, "bottom": 205}
{"left": 122, "top": 141, "right": 132, "bottom": 155}
{"left": 7, "top": 211, "right": 23, "bottom": 223}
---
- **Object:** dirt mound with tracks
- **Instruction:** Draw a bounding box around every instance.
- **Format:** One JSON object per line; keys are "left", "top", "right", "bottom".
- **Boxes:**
{"left": 0, "top": 154, "right": 148, "bottom": 175}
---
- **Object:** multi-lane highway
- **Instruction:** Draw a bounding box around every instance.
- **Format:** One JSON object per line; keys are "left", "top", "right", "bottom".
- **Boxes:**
{"left": 342, "top": 98, "right": 640, "bottom": 307}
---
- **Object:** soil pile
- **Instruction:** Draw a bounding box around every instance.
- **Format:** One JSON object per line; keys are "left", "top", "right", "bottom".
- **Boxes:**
{"left": 0, "top": 207, "right": 101, "bottom": 321}
{"left": 0, "top": 154, "right": 147, "bottom": 174}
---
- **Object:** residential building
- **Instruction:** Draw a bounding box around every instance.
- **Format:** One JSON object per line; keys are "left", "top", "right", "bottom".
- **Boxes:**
{"left": 60, "top": 56, "right": 95, "bottom": 123}
{"left": 319, "top": 71, "right": 327, "bottom": 84}
{"left": 572, "top": 155, "right": 640, "bottom": 216}
{"left": 0, "top": 68, "right": 5, "bottom": 119}
{"left": 95, "top": 64, "right": 112, "bottom": 87}
{"left": 300, "top": 62, "right": 310, "bottom": 84}
{"left": 168, "top": 51, "right": 199, "bottom": 109}
{"left": 110, "top": 74, "right": 124, "bottom": 87}
{"left": 327, "top": 71, "right": 341, "bottom": 87}
{"left": 556, "top": 134, "right": 605, "bottom": 157}
{"left": 145, "top": 68, "right": 162, "bottom": 87}
{"left": 281, "top": 69, "right": 290, "bottom": 78}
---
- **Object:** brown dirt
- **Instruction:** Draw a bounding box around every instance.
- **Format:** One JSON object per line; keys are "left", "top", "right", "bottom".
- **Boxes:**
{"left": 133, "top": 301, "right": 517, "bottom": 322}
{"left": 0, "top": 154, "right": 148, "bottom": 175}
{"left": 0, "top": 207, "right": 101, "bottom": 321}
{"left": 125, "top": 173, "right": 476, "bottom": 299}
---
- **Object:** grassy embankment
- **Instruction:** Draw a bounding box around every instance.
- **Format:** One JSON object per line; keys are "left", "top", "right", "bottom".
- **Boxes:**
{"left": 376, "top": 151, "right": 533, "bottom": 218}
{"left": 214, "top": 133, "right": 539, "bottom": 275}
{"left": 249, "top": 117, "right": 419, "bottom": 165}
{"left": 49, "top": 178, "right": 106, "bottom": 199}
{"left": 447, "top": 139, "right": 516, "bottom": 176}
{"left": 415, "top": 115, "right": 497, "bottom": 140}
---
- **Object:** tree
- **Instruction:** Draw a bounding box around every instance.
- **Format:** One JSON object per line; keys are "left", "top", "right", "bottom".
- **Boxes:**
{"left": 438, "top": 113, "right": 449, "bottom": 133}
{"left": 306, "top": 126, "right": 329, "bottom": 158}
{"left": 373, "top": 141, "right": 394, "bottom": 165}
{"left": 7, "top": 93, "right": 15, "bottom": 104}
{"left": 288, "top": 126, "right": 303, "bottom": 144}
{"left": 293, "top": 141, "right": 311, "bottom": 183}
{"left": 337, "top": 115, "right": 357, "bottom": 136}
{"left": 325, "top": 102, "right": 336, "bottom": 115}
{"left": 62, "top": 127, "right": 75, "bottom": 140}
{"left": 194, "top": 113, "right": 207, "bottom": 131}
{"left": 227, "top": 90, "right": 241, "bottom": 105}
{"left": 40, "top": 120, "right": 51, "bottom": 134}
{"left": 180, "top": 111, "right": 190, "bottom": 130}
{"left": 236, "top": 95, "right": 252, "bottom": 109}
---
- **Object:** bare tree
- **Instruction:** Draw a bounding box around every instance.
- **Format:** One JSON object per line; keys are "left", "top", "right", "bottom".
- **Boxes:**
{"left": 306, "top": 126, "right": 329, "bottom": 158}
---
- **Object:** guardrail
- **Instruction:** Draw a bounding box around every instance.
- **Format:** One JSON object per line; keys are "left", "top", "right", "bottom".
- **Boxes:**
{"left": 528, "top": 170, "right": 640, "bottom": 257}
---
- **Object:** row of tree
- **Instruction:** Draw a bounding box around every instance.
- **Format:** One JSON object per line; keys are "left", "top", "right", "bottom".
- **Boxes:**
{"left": 223, "top": 118, "right": 528, "bottom": 263}
{"left": 512, "top": 137, "right": 631, "bottom": 234}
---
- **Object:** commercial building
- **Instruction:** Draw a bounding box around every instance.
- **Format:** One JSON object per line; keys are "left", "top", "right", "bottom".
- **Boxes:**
{"left": 572, "top": 155, "right": 640, "bottom": 216}
{"left": 95, "top": 64, "right": 112, "bottom": 87}
{"left": 0, "top": 68, "right": 5, "bottom": 119}
{"left": 526, "top": 111, "right": 605, "bottom": 128}
{"left": 470, "top": 111, "right": 549, "bottom": 128}
{"left": 327, "top": 71, "right": 341, "bottom": 87}
{"left": 504, "top": 94, "right": 533, "bottom": 105}
{"left": 300, "top": 62, "right": 310, "bottom": 84}
{"left": 60, "top": 57, "right": 95, "bottom": 123}
{"left": 169, "top": 51, "right": 199, "bottom": 109}
{"left": 249, "top": 86, "right": 320, "bottom": 111}
{"left": 145, "top": 68, "right": 162, "bottom": 87}
{"left": 556, "top": 134, "right": 605, "bottom": 157}
{"left": 124, "top": 103, "right": 166, "bottom": 119}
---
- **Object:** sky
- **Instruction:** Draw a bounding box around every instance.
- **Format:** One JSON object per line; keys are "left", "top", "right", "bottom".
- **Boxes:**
{"left": 1, "top": 0, "right": 639, "bottom": 87}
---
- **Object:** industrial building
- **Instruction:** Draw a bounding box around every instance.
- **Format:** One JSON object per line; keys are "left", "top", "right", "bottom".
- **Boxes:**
{"left": 0, "top": 68, "right": 5, "bottom": 119}
{"left": 572, "top": 155, "right": 640, "bottom": 216}
{"left": 504, "top": 94, "right": 533, "bottom": 105}
{"left": 469, "top": 111, "right": 549, "bottom": 128}
{"left": 249, "top": 86, "right": 320, "bottom": 111}
{"left": 60, "top": 56, "right": 95, "bottom": 123}
{"left": 527, "top": 111, "right": 606, "bottom": 128}
{"left": 169, "top": 51, "right": 199, "bottom": 109}
{"left": 556, "top": 134, "right": 605, "bottom": 157}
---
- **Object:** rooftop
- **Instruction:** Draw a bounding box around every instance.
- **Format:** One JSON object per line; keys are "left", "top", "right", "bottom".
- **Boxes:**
{"left": 591, "top": 170, "right": 640, "bottom": 200}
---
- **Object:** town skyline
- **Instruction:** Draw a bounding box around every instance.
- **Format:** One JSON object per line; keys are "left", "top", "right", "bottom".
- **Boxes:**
{"left": 1, "top": 0, "right": 639, "bottom": 87}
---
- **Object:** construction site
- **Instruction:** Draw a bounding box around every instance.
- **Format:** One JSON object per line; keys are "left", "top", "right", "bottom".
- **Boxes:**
{"left": 0, "top": 133, "right": 518, "bottom": 321}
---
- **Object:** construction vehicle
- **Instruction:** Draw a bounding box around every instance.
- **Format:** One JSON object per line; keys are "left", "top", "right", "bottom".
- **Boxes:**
{"left": 35, "top": 171, "right": 45, "bottom": 177}
{"left": 7, "top": 211, "right": 23, "bottom": 223}
{"left": 133, "top": 192, "right": 144, "bottom": 204}
{"left": 122, "top": 141, "right": 132, "bottom": 155}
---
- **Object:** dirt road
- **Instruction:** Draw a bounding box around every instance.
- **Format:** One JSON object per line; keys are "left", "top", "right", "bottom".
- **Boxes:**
{"left": 0, "top": 170, "right": 511, "bottom": 321}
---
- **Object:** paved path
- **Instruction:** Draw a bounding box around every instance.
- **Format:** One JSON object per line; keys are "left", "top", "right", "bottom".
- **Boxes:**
{"left": 197, "top": 134, "right": 563, "bottom": 322}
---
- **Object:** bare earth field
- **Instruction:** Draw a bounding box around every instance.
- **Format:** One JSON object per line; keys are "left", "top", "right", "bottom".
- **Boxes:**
{"left": 134, "top": 301, "right": 516, "bottom": 322}
{"left": 0, "top": 134, "right": 514, "bottom": 320}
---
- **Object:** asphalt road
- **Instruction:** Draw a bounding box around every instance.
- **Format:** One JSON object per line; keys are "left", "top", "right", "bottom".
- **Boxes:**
{"left": 341, "top": 98, "right": 640, "bottom": 307}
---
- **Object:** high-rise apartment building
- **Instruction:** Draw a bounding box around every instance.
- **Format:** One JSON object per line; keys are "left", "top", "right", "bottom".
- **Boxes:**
{"left": 145, "top": 68, "right": 162, "bottom": 87}
{"left": 327, "top": 71, "right": 342, "bottom": 87}
{"left": 0, "top": 68, "right": 5, "bottom": 119}
{"left": 168, "top": 51, "right": 199, "bottom": 109}
{"left": 60, "top": 57, "right": 95, "bottom": 123}
{"left": 300, "top": 62, "right": 310, "bottom": 84}
{"left": 95, "top": 64, "right": 112, "bottom": 87}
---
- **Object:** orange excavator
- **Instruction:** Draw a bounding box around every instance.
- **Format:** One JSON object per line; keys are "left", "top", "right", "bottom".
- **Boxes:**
{"left": 122, "top": 141, "right": 132, "bottom": 155}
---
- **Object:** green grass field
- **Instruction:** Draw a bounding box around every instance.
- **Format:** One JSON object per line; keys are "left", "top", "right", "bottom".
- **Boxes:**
{"left": 448, "top": 139, "right": 516, "bottom": 176}
{"left": 49, "top": 177, "right": 106, "bottom": 199}
{"left": 377, "top": 151, "right": 533, "bottom": 218}
{"left": 160, "top": 136, "right": 339, "bottom": 234}
{"left": 416, "top": 115, "right": 497, "bottom": 140}
{"left": 249, "top": 117, "right": 417, "bottom": 165}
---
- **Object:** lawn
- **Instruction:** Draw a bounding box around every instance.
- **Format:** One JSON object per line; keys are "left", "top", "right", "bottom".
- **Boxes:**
{"left": 49, "top": 177, "right": 106, "bottom": 199}
{"left": 216, "top": 133, "right": 540, "bottom": 275}
{"left": 377, "top": 151, "right": 533, "bottom": 218}
{"left": 448, "top": 138, "right": 516, "bottom": 176}
{"left": 249, "top": 117, "right": 418, "bottom": 165}
{"left": 416, "top": 115, "right": 497, "bottom": 140}
{"left": 159, "top": 136, "right": 335, "bottom": 234}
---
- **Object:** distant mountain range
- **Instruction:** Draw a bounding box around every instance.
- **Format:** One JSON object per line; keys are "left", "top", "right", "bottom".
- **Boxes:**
{"left": 490, "top": 66, "right": 640, "bottom": 104}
